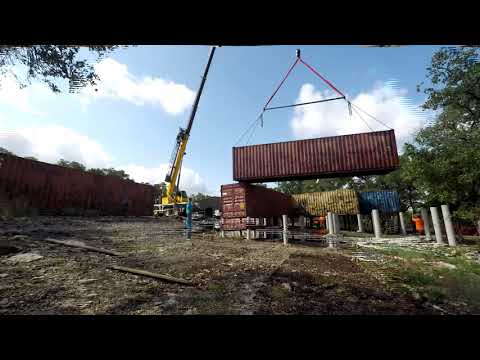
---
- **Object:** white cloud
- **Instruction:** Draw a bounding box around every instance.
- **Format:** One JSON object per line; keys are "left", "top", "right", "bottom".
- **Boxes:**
{"left": 0, "top": 124, "right": 111, "bottom": 168}
{"left": 0, "top": 122, "right": 210, "bottom": 194}
{"left": 81, "top": 58, "right": 196, "bottom": 115}
{"left": 0, "top": 70, "right": 52, "bottom": 115}
{"left": 290, "top": 82, "right": 431, "bottom": 149}
{"left": 119, "top": 163, "right": 210, "bottom": 195}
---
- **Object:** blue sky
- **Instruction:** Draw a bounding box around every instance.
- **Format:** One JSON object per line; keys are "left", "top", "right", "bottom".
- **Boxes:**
{"left": 0, "top": 45, "right": 442, "bottom": 195}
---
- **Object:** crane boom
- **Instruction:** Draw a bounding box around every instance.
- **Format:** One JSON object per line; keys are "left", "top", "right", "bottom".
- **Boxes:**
{"left": 158, "top": 46, "right": 217, "bottom": 214}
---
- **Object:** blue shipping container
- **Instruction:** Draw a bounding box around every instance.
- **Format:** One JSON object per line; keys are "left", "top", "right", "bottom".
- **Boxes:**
{"left": 358, "top": 191, "right": 401, "bottom": 214}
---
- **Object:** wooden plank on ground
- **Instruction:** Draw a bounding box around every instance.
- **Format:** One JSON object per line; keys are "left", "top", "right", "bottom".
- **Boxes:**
{"left": 44, "top": 238, "right": 124, "bottom": 257}
{"left": 108, "top": 265, "right": 194, "bottom": 285}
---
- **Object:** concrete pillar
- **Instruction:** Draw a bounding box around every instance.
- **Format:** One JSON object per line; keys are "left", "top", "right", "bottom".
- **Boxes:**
{"left": 246, "top": 228, "right": 250, "bottom": 240}
{"left": 300, "top": 215, "right": 306, "bottom": 229}
{"left": 372, "top": 209, "right": 382, "bottom": 239}
{"left": 441, "top": 204, "right": 457, "bottom": 246}
{"left": 399, "top": 212, "right": 407, "bottom": 236}
{"left": 327, "top": 212, "right": 334, "bottom": 235}
{"left": 357, "top": 214, "right": 364, "bottom": 233}
{"left": 263, "top": 218, "right": 267, "bottom": 227}
{"left": 430, "top": 207, "right": 445, "bottom": 244}
{"left": 220, "top": 230, "right": 225, "bottom": 238}
{"left": 282, "top": 214, "right": 288, "bottom": 245}
{"left": 421, "top": 208, "right": 432, "bottom": 241}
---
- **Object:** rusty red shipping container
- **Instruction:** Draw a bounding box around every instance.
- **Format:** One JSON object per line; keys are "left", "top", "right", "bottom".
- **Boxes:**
{"left": 220, "top": 183, "right": 296, "bottom": 230}
{"left": 233, "top": 129, "right": 399, "bottom": 182}
{"left": 0, "top": 154, "right": 154, "bottom": 216}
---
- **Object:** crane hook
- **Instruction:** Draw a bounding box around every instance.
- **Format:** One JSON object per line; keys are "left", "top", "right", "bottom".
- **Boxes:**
{"left": 296, "top": 49, "right": 301, "bottom": 58}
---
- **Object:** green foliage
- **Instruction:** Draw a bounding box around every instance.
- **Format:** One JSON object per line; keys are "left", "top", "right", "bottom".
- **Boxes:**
{"left": 0, "top": 147, "right": 13, "bottom": 155}
{"left": 275, "top": 178, "right": 349, "bottom": 195}
{"left": 0, "top": 45, "right": 129, "bottom": 93}
{"left": 408, "top": 46, "right": 480, "bottom": 221}
{"left": 57, "top": 159, "right": 86, "bottom": 171}
{"left": 191, "top": 193, "right": 210, "bottom": 202}
{"left": 24, "top": 156, "right": 38, "bottom": 161}
{"left": 88, "top": 167, "right": 130, "bottom": 180}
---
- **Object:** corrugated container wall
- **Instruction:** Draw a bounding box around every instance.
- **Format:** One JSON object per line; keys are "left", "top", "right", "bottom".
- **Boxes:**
{"left": 221, "top": 183, "right": 296, "bottom": 230}
{"left": 233, "top": 130, "right": 399, "bottom": 182}
{"left": 292, "top": 189, "right": 360, "bottom": 216}
{"left": 358, "top": 191, "right": 401, "bottom": 215}
{"left": 0, "top": 154, "right": 154, "bottom": 216}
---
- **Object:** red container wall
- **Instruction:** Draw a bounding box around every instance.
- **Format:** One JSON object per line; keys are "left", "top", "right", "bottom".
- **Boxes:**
{"left": 233, "top": 130, "right": 399, "bottom": 182}
{"left": 221, "top": 183, "right": 296, "bottom": 230}
{"left": 0, "top": 154, "right": 154, "bottom": 216}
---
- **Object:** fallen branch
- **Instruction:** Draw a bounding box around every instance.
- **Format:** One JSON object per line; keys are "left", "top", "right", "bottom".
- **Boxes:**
{"left": 108, "top": 265, "right": 194, "bottom": 286}
{"left": 44, "top": 238, "right": 123, "bottom": 257}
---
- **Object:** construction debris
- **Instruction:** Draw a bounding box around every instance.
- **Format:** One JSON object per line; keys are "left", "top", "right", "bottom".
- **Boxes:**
{"left": 6, "top": 253, "right": 43, "bottom": 263}
{"left": 44, "top": 238, "right": 123, "bottom": 257}
{"left": 108, "top": 265, "right": 194, "bottom": 286}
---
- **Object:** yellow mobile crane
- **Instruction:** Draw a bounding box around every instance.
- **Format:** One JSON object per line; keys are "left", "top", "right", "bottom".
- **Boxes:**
{"left": 153, "top": 46, "right": 216, "bottom": 217}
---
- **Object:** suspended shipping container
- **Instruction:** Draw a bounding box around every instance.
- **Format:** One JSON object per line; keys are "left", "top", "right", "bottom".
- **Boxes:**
{"left": 0, "top": 154, "right": 154, "bottom": 216}
{"left": 292, "top": 189, "right": 360, "bottom": 217}
{"left": 220, "top": 183, "right": 296, "bottom": 230}
{"left": 358, "top": 191, "right": 401, "bottom": 215}
{"left": 233, "top": 130, "right": 399, "bottom": 182}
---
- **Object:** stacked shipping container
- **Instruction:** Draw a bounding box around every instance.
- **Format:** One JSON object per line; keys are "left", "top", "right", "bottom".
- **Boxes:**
{"left": 221, "top": 183, "right": 296, "bottom": 230}
{"left": 292, "top": 189, "right": 360, "bottom": 216}
{"left": 0, "top": 154, "right": 154, "bottom": 216}
{"left": 358, "top": 191, "right": 401, "bottom": 215}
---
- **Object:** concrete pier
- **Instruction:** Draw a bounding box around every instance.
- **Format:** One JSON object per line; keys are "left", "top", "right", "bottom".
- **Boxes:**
{"left": 357, "top": 214, "right": 364, "bottom": 233}
{"left": 441, "top": 204, "right": 457, "bottom": 246}
{"left": 399, "top": 212, "right": 407, "bottom": 235}
{"left": 282, "top": 214, "right": 288, "bottom": 246}
{"left": 372, "top": 209, "right": 382, "bottom": 239}
{"left": 327, "top": 212, "right": 334, "bottom": 235}
{"left": 421, "top": 208, "right": 432, "bottom": 241}
{"left": 430, "top": 207, "right": 445, "bottom": 244}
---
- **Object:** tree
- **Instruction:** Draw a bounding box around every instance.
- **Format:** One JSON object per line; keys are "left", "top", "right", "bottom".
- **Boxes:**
{"left": 409, "top": 46, "right": 480, "bottom": 224}
{"left": 275, "top": 178, "right": 349, "bottom": 195}
{"left": 57, "top": 159, "right": 86, "bottom": 171}
{"left": 191, "top": 193, "right": 210, "bottom": 202}
{"left": 0, "top": 46, "right": 128, "bottom": 93}
{"left": 24, "top": 156, "right": 38, "bottom": 161}
{"left": 0, "top": 147, "right": 13, "bottom": 155}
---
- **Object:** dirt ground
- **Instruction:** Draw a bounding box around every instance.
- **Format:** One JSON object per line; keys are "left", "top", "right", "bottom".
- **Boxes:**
{"left": 1, "top": 216, "right": 479, "bottom": 315}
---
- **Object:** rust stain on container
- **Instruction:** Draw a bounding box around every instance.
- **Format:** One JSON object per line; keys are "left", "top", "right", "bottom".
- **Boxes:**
{"left": 220, "top": 183, "right": 296, "bottom": 230}
{"left": 0, "top": 154, "right": 154, "bottom": 216}
{"left": 233, "top": 130, "right": 399, "bottom": 182}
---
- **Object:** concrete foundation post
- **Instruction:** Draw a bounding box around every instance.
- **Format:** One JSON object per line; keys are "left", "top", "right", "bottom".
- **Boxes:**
{"left": 430, "top": 207, "right": 445, "bottom": 244}
{"left": 220, "top": 230, "right": 225, "bottom": 238}
{"left": 335, "top": 214, "right": 341, "bottom": 234}
{"left": 357, "top": 214, "right": 364, "bottom": 233}
{"left": 399, "top": 212, "right": 407, "bottom": 236}
{"left": 372, "top": 209, "right": 382, "bottom": 239}
{"left": 246, "top": 228, "right": 250, "bottom": 241}
{"left": 282, "top": 214, "right": 288, "bottom": 245}
{"left": 421, "top": 208, "right": 432, "bottom": 241}
{"left": 327, "top": 212, "right": 334, "bottom": 235}
{"left": 441, "top": 204, "right": 457, "bottom": 246}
